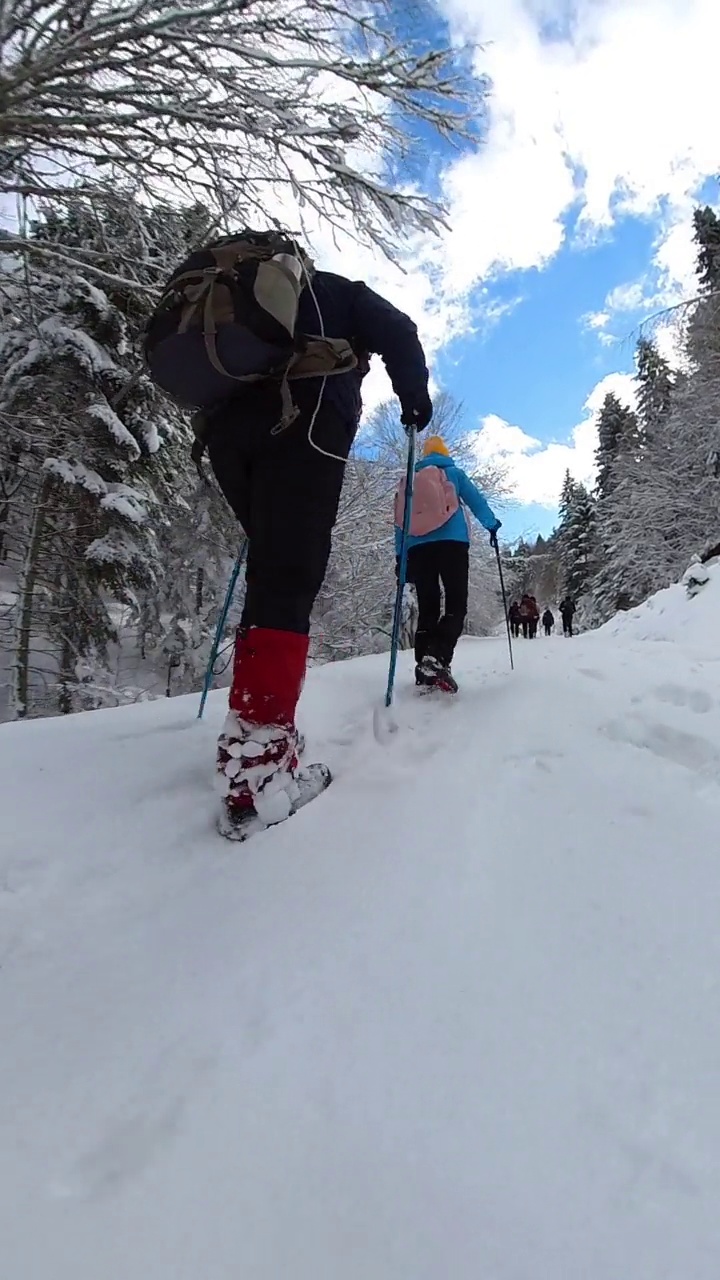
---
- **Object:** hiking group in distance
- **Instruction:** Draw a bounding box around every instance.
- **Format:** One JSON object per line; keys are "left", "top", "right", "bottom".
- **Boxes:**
{"left": 509, "top": 595, "right": 577, "bottom": 639}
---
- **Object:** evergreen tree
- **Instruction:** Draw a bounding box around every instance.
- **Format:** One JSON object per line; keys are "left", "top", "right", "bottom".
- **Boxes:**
{"left": 0, "top": 191, "right": 238, "bottom": 716}
{"left": 558, "top": 470, "right": 576, "bottom": 532}
{"left": 635, "top": 338, "right": 674, "bottom": 439}
{"left": 595, "top": 393, "right": 639, "bottom": 500}
{"left": 693, "top": 207, "right": 720, "bottom": 292}
{"left": 1, "top": 264, "right": 162, "bottom": 715}
{"left": 559, "top": 480, "right": 595, "bottom": 600}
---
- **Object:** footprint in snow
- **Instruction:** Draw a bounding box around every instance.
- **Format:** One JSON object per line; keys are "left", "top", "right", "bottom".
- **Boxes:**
{"left": 600, "top": 715, "right": 720, "bottom": 782}
{"left": 51, "top": 1052, "right": 214, "bottom": 1201}
{"left": 652, "top": 683, "right": 714, "bottom": 715}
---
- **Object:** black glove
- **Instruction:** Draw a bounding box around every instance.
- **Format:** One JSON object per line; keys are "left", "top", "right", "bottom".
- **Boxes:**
{"left": 489, "top": 522, "right": 501, "bottom": 549}
{"left": 400, "top": 389, "right": 433, "bottom": 432}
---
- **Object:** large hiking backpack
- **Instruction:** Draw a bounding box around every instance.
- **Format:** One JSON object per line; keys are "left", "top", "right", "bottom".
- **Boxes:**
{"left": 143, "top": 230, "right": 357, "bottom": 447}
{"left": 394, "top": 465, "right": 460, "bottom": 538}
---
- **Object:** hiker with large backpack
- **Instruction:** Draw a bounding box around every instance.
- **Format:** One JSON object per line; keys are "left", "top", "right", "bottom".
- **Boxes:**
{"left": 394, "top": 436, "right": 501, "bottom": 693}
{"left": 144, "top": 229, "right": 431, "bottom": 839}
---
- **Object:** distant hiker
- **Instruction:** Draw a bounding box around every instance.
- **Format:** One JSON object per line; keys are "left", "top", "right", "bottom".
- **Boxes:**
{"left": 394, "top": 435, "right": 501, "bottom": 693}
{"left": 509, "top": 601, "right": 522, "bottom": 639}
{"left": 519, "top": 595, "right": 531, "bottom": 638}
{"left": 542, "top": 608, "right": 555, "bottom": 636}
{"left": 519, "top": 593, "right": 539, "bottom": 639}
{"left": 559, "top": 596, "right": 576, "bottom": 637}
{"left": 146, "top": 230, "right": 432, "bottom": 837}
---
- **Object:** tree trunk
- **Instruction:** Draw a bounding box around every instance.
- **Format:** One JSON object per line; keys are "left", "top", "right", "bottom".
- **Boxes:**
{"left": 9, "top": 476, "right": 51, "bottom": 719}
{"left": 195, "top": 565, "right": 204, "bottom": 616}
{"left": 57, "top": 633, "right": 75, "bottom": 715}
{"left": 0, "top": 444, "right": 21, "bottom": 564}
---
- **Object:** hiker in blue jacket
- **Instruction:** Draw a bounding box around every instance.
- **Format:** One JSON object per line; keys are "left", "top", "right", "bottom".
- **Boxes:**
{"left": 394, "top": 436, "right": 501, "bottom": 693}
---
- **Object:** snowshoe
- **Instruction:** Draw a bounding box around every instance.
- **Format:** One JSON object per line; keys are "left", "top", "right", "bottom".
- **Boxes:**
{"left": 217, "top": 763, "right": 332, "bottom": 843}
{"left": 416, "top": 655, "right": 459, "bottom": 695}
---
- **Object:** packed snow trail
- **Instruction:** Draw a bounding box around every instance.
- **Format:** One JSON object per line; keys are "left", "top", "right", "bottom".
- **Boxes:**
{"left": 3, "top": 575, "right": 720, "bottom": 1278}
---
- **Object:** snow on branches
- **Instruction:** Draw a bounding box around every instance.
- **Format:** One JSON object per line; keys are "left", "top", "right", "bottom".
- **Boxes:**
{"left": 0, "top": 0, "right": 479, "bottom": 261}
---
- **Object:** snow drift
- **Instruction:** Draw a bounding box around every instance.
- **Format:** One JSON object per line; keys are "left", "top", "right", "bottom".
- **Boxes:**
{"left": 3, "top": 573, "right": 720, "bottom": 1279}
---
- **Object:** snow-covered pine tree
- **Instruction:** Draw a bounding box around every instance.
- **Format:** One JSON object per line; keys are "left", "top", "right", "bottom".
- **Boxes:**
{"left": 693, "top": 207, "right": 720, "bottom": 292}
{"left": 0, "top": 256, "right": 164, "bottom": 716}
{"left": 589, "top": 330, "right": 706, "bottom": 622}
{"left": 557, "top": 471, "right": 596, "bottom": 602}
{"left": 595, "top": 393, "right": 639, "bottom": 500}
{"left": 635, "top": 338, "right": 674, "bottom": 441}
{"left": 589, "top": 389, "right": 645, "bottom": 619}
{"left": 0, "top": 190, "right": 240, "bottom": 716}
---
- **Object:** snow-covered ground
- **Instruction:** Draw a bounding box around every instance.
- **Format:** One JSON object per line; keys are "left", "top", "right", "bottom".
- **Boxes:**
{"left": 3, "top": 569, "right": 720, "bottom": 1279}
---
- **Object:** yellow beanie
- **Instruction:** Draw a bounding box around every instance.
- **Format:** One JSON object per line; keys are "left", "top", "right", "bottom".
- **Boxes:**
{"left": 423, "top": 435, "right": 451, "bottom": 459}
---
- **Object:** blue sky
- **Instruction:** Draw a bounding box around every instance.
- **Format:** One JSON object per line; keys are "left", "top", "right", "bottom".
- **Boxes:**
{"left": 316, "top": 0, "right": 719, "bottom": 543}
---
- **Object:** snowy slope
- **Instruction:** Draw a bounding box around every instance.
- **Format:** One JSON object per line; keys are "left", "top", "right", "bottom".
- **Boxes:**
{"left": 4, "top": 572, "right": 720, "bottom": 1279}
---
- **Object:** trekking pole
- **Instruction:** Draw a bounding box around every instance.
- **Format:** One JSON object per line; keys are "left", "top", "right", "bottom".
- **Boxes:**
{"left": 197, "top": 542, "right": 248, "bottom": 720}
{"left": 492, "top": 533, "right": 514, "bottom": 672}
{"left": 384, "top": 428, "right": 417, "bottom": 709}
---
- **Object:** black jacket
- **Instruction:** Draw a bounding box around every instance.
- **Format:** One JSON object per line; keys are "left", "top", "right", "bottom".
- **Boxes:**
{"left": 294, "top": 272, "right": 428, "bottom": 426}
{"left": 212, "top": 270, "right": 429, "bottom": 433}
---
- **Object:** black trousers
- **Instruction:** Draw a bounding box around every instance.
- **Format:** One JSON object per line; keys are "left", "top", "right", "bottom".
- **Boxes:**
{"left": 562, "top": 616, "right": 574, "bottom": 637}
{"left": 208, "top": 393, "right": 355, "bottom": 634}
{"left": 409, "top": 540, "right": 469, "bottom": 668}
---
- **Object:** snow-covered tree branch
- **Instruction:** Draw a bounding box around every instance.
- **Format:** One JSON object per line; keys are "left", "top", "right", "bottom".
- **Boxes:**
{"left": 0, "top": 0, "right": 480, "bottom": 261}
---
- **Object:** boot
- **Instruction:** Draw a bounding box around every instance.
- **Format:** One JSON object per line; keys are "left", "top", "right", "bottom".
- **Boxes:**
{"left": 217, "top": 628, "right": 331, "bottom": 840}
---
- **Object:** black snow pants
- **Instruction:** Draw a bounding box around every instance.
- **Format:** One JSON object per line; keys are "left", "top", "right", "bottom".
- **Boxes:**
{"left": 208, "top": 391, "right": 355, "bottom": 634}
{"left": 562, "top": 615, "right": 574, "bottom": 637}
{"left": 408, "top": 540, "right": 469, "bottom": 668}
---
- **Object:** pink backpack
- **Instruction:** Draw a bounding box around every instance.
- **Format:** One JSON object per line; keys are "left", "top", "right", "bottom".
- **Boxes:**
{"left": 394, "top": 465, "right": 460, "bottom": 537}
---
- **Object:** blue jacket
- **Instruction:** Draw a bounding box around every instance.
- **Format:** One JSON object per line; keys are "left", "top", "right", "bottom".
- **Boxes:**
{"left": 395, "top": 453, "right": 501, "bottom": 552}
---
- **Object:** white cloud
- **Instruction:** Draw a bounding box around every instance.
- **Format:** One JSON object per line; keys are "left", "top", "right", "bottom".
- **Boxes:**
{"left": 436, "top": 0, "right": 719, "bottom": 298}
{"left": 293, "top": 2, "right": 719, "bottom": 426}
{"left": 605, "top": 282, "right": 648, "bottom": 314}
{"left": 473, "top": 371, "right": 637, "bottom": 505}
